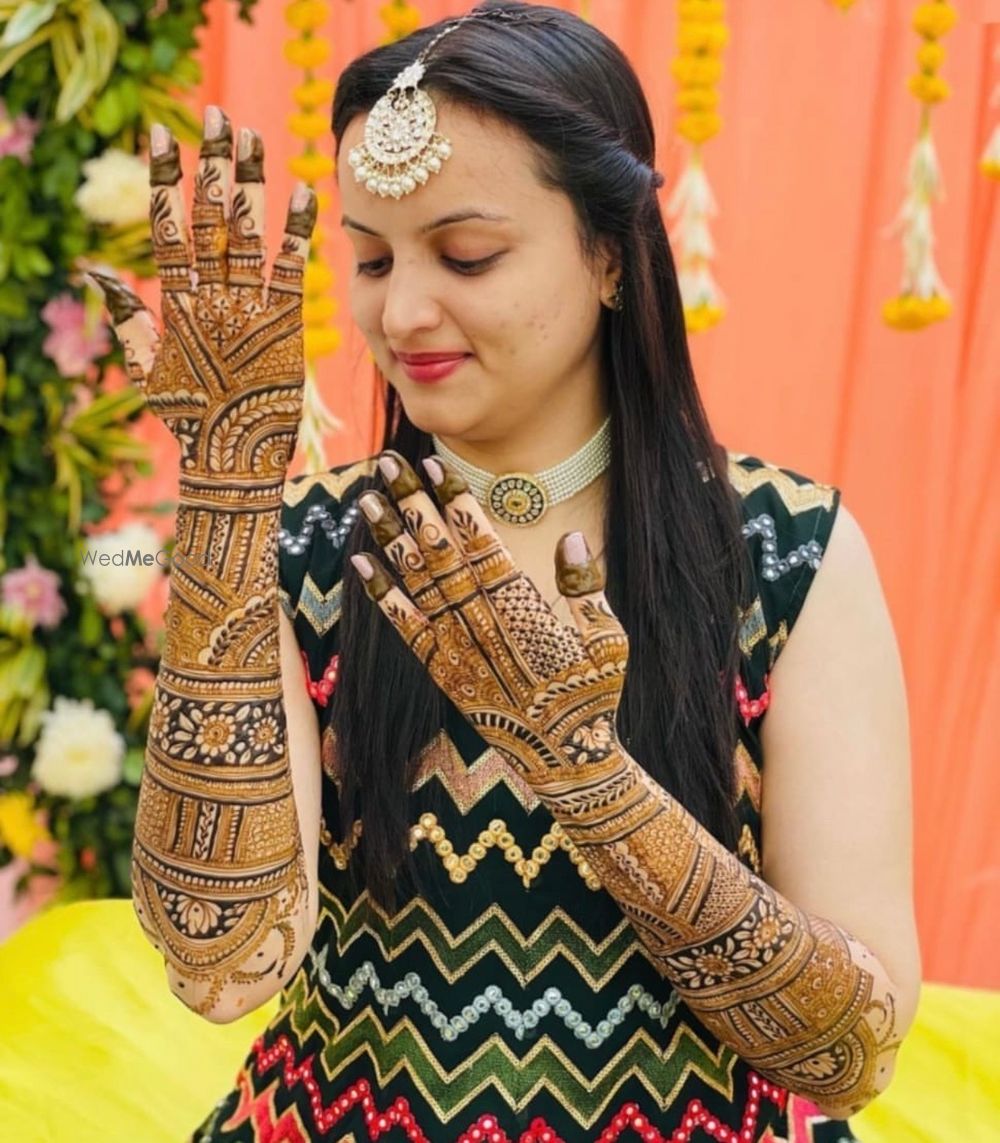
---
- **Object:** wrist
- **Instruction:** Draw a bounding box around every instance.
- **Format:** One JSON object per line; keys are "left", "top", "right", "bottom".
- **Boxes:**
{"left": 178, "top": 471, "right": 286, "bottom": 512}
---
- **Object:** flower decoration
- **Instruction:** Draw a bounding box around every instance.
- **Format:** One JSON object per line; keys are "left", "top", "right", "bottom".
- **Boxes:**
{"left": 31, "top": 697, "right": 125, "bottom": 800}
{"left": 40, "top": 293, "right": 112, "bottom": 378}
{"left": 0, "top": 99, "right": 40, "bottom": 165}
{"left": 0, "top": 556, "right": 67, "bottom": 630}
{"left": 78, "top": 521, "right": 164, "bottom": 615}
{"left": 882, "top": 0, "right": 958, "bottom": 330}
{"left": 0, "top": 790, "right": 52, "bottom": 860}
{"left": 73, "top": 149, "right": 151, "bottom": 227}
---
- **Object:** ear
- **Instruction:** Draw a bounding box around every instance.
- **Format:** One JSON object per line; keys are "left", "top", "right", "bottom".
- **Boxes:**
{"left": 597, "top": 235, "right": 623, "bottom": 295}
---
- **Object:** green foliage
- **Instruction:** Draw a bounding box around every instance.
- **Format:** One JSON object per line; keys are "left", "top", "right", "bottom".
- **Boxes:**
{"left": 0, "top": 0, "right": 261, "bottom": 908}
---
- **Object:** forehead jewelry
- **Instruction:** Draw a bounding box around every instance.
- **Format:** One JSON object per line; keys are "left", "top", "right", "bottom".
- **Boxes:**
{"left": 348, "top": 7, "right": 537, "bottom": 200}
{"left": 432, "top": 416, "right": 612, "bottom": 528}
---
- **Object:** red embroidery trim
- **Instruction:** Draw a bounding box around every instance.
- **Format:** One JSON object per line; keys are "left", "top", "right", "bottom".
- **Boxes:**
{"left": 735, "top": 673, "right": 770, "bottom": 726}
{"left": 239, "top": 1034, "right": 788, "bottom": 1142}
{"left": 302, "top": 650, "right": 339, "bottom": 707}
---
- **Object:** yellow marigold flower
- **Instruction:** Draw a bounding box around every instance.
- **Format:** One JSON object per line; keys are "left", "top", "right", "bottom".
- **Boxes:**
{"left": 676, "top": 88, "right": 720, "bottom": 112}
{"left": 305, "top": 327, "right": 342, "bottom": 359}
{"left": 907, "top": 72, "right": 950, "bottom": 103}
{"left": 912, "top": 2, "right": 957, "bottom": 39}
{"left": 0, "top": 790, "right": 51, "bottom": 860}
{"left": 679, "top": 1, "right": 725, "bottom": 21}
{"left": 293, "top": 78, "right": 336, "bottom": 110}
{"left": 285, "top": 0, "right": 329, "bottom": 32}
{"left": 304, "top": 260, "right": 334, "bottom": 293}
{"left": 289, "top": 152, "right": 335, "bottom": 181}
{"left": 315, "top": 190, "right": 333, "bottom": 210}
{"left": 685, "top": 303, "right": 725, "bottom": 333}
{"left": 312, "top": 223, "right": 326, "bottom": 246}
{"left": 670, "top": 57, "right": 723, "bottom": 86}
{"left": 283, "top": 37, "right": 330, "bottom": 69}
{"left": 678, "top": 112, "right": 722, "bottom": 145}
{"left": 381, "top": 3, "right": 422, "bottom": 39}
{"left": 916, "top": 41, "right": 946, "bottom": 71}
{"left": 304, "top": 297, "right": 338, "bottom": 325}
{"left": 882, "top": 293, "right": 952, "bottom": 329}
{"left": 288, "top": 111, "right": 329, "bottom": 141}
{"left": 678, "top": 23, "right": 729, "bottom": 55}
{"left": 980, "top": 156, "right": 1000, "bottom": 180}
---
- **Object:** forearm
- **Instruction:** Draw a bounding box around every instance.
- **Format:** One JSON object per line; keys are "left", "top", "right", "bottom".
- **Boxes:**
{"left": 528, "top": 750, "right": 903, "bottom": 1118}
{"left": 132, "top": 472, "right": 308, "bottom": 1021}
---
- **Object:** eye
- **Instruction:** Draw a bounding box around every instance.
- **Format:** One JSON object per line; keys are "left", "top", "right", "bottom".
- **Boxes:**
{"left": 354, "top": 254, "right": 500, "bottom": 278}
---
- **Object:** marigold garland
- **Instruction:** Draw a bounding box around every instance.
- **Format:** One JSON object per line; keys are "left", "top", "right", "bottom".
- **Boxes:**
{"left": 882, "top": 1, "right": 958, "bottom": 330}
{"left": 666, "top": 0, "right": 729, "bottom": 333}
{"left": 979, "top": 43, "right": 1000, "bottom": 181}
{"left": 284, "top": 0, "right": 342, "bottom": 470}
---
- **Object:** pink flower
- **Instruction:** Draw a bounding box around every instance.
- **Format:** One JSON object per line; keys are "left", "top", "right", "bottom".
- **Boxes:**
{"left": 41, "top": 293, "right": 112, "bottom": 378}
{"left": 0, "top": 99, "right": 40, "bottom": 165}
{"left": 0, "top": 755, "right": 19, "bottom": 778}
{"left": 1, "top": 556, "right": 67, "bottom": 629}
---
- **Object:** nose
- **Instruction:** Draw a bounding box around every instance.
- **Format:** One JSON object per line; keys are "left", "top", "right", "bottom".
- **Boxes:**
{"left": 380, "top": 258, "right": 443, "bottom": 342}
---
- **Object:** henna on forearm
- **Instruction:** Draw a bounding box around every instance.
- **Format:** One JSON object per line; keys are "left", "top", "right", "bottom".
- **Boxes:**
{"left": 527, "top": 749, "right": 902, "bottom": 1118}
{"left": 94, "top": 109, "right": 318, "bottom": 1021}
{"left": 133, "top": 485, "right": 310, "bottom": 1020}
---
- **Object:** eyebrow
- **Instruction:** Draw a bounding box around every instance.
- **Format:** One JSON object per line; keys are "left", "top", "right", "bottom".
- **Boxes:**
{"left": 339, "top": 209, "right": 513, "bottom": 238}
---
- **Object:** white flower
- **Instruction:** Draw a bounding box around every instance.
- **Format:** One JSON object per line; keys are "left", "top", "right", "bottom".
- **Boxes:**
{"left": 74, "top": 150, "right": 149, "bottom": 227}
{"left": 31, "top": 697, "right": 125, "bottom": 799}
{"left": 79, "top": 522, "right": 164, "bottom": 614}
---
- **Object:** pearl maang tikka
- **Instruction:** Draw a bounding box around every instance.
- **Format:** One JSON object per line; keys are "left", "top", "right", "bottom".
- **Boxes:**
{"left": 347, "top": 8, "right": 539, "bottom": 200}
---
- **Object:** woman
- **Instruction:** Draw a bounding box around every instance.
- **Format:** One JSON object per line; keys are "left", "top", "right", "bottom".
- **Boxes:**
{"left": 93, "top": 3, "right": 921, "bottom": 1140}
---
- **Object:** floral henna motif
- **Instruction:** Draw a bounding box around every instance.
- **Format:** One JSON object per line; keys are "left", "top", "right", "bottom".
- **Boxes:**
{"left": 94, "top": 110, "right": 319, "bottom": 1019}
{"left": 356, "top": 453, "right": 905, "bottom": 1118}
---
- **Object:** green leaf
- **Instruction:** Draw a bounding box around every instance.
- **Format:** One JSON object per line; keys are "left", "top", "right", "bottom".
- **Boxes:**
{"left": 54, "top": 45, "right": 95, "bottom": 124}
{"left": 0, "top": 2, "right": 57, "bottom": 50}
{"left": 121, "top": 746, "right": 144, "bottom": 785}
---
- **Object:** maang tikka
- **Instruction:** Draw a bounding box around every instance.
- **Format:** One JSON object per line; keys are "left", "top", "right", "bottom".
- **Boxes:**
{"left": 348, "top": 8, "right": 539, "bottom": 200}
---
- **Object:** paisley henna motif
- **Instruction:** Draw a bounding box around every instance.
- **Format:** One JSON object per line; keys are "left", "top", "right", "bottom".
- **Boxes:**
{"left": 94, "top": 112, "right": 318, "bottom": 1020}
{"left": 356, "top": 454, "right": 905, "bottom": 1117}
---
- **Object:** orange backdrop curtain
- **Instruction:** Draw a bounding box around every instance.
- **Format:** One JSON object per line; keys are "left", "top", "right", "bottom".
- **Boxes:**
{"left": 48, "top": 0, "right": 1000, "bottom": 988}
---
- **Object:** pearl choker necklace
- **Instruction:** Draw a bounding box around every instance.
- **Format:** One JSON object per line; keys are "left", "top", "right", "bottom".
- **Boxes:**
{"left": 431, "top": 416, "right": 612, "bottom": 527}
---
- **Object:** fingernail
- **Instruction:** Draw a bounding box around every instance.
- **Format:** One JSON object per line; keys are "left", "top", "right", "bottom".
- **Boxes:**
{"left": 350, "top": 554, "right": 374, "bottom": 581}
{"left": 237, "top": 126, "right": 254, "bottom": 161}
{"left": 359, "top": 492, "right": 384, "bottom": 523}
{"left": 563, "top": 531, "right": 590, "bottom": 566}
{"left": 291, "top": 181, "right": 311, "bottom": 210}
{"left": 151, "top": 123, "right": 171, "bottom": 157}
{"left": 204, "top": 105, "right": 224, "bottom": 139}
{"left": 378, "top": 454, "right": 401, "bottom": 483}
{"left": 422, "top": 457, "right": 444, "bottom": 486}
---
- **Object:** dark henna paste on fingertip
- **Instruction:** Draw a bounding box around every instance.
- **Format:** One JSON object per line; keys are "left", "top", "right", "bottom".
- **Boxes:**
{"left": 149, "top": 134, "right": 183, "bottom": 187}
{"left": 555, "top": 545, "right": 605, "bottom": 597}
{"left": 286, "top": 191, "right": 317, "bottom": 240}
{"left": 235, "top": 131, "right": 266, "bottom": 184}
{"left": 200, "top": 111, "right": 233, "bottom": 159}
{"left": 86, "top": 271, "right": 145, "bottom": 325}
{"left": 379, "top": 450, "right": 424, "bottom": 500}
{"left": 430, "top": 462, "right": 469, "bottom": 506}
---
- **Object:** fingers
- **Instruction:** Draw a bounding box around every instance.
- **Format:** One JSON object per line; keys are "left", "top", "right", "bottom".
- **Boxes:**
{"left": 357, "top": 490, "right": 451, "bottom": 620}
{"left": 149, "top": 124, "right": 193, "bottom": 295}
{"left": 349, "top": 552, "right": 437, "bottom": 668}
{"left": 376, "top": 451, "right": 482, "bottom": 612}
{"left": 420, "top": 457, "right": 521, "bottom": 594}
{"left": 267, "top": 182, "right": 317, "bottom": 303}
{"left": 555, "top": 533, "right": 629, "bottom": 669}
{"left": 84, "top": 271, "right": 160, "bottom": 388}
{"left": 192, "top": 105, "right": 232, "bottom": 287}
{"left": 229, "top": 127, "right": 266, "bottom": 290}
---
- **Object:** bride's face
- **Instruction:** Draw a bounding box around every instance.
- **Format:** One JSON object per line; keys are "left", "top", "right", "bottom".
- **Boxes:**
{"left": 336, "top": 99, "right": 615, "bottom": 448}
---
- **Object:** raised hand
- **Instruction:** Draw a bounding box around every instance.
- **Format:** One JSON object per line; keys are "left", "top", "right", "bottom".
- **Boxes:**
{"left": 87, "top": 106, "right": 317, "bottom": 483}
{"left": 352, "top": 451, "right": 631, "bottom": 789}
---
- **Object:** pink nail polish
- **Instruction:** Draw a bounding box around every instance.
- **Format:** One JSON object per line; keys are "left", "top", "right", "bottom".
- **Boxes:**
{"left": 422, "top": 457, "right": 444, "bottom": 486}
{"left": 378, "top": 455, "right": 401, "bottom": 482}
{"left": 350, "top": 554, "right": 375, "bottom": 581}
{"left": 563, "top": 531, "right": 590, "bottom": 565}
{"left": 151, "top": 123, "right": 171, "bottom": 157}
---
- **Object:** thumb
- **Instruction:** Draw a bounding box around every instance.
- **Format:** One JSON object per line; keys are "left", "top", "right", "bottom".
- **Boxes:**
{"left": 84, "top": 271, "right": 160, "bottom": 388}
{"left": 555, "top": 532, "right": 629, "bottom": 670}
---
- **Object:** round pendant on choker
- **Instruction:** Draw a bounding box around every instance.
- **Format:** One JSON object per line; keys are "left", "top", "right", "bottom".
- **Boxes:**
{"left": 487, "top": 474, "right": 548, "bottom": 527}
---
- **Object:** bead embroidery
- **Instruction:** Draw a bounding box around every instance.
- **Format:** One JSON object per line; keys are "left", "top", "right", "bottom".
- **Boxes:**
{"left": 307, "top": 951, "right": 680, "bottom": 1046}
{"left": 302, "top": 650, "right": 339, "bottom": 707}
{"left": 279, "top": 499, "right": 361, "bottom": 554}
{"left": 741, "top": 512, "right": 825, "bottom": 582}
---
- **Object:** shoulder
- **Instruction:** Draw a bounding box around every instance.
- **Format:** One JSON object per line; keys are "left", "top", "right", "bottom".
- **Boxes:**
{"left": 277, "top": 455, "right": 379, "bottom": 621}
{"left": 724, "top": 450, "right": 844, "bottom": 673}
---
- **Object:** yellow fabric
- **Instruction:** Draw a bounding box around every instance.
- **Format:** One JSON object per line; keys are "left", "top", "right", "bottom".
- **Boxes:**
{"left": 0, "top": 899, "right": 997, "bottom": 1142}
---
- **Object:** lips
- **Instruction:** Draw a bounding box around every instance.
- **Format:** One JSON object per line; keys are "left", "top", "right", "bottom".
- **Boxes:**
{"left": 395, "top": 351, "right": 470, "bottom": 364}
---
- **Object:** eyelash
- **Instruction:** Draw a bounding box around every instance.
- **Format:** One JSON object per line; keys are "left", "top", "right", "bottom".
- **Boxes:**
{"left": 354, "top": 255, "right": 498, "bottom": 278}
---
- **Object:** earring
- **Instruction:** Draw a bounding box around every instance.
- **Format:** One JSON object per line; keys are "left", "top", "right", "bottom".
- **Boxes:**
{"left": 609, "top": 278, "right": 624, "bottom": 312}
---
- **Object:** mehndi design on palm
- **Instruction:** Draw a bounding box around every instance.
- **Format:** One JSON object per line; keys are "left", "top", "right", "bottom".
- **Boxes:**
{"left": 355, "top": 451, "right": 630, "bottom": 787}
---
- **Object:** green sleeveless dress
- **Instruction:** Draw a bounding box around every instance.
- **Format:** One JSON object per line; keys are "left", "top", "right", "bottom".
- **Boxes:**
{"left": 190, "top": 451, "right": 863, "bottom": 1143}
